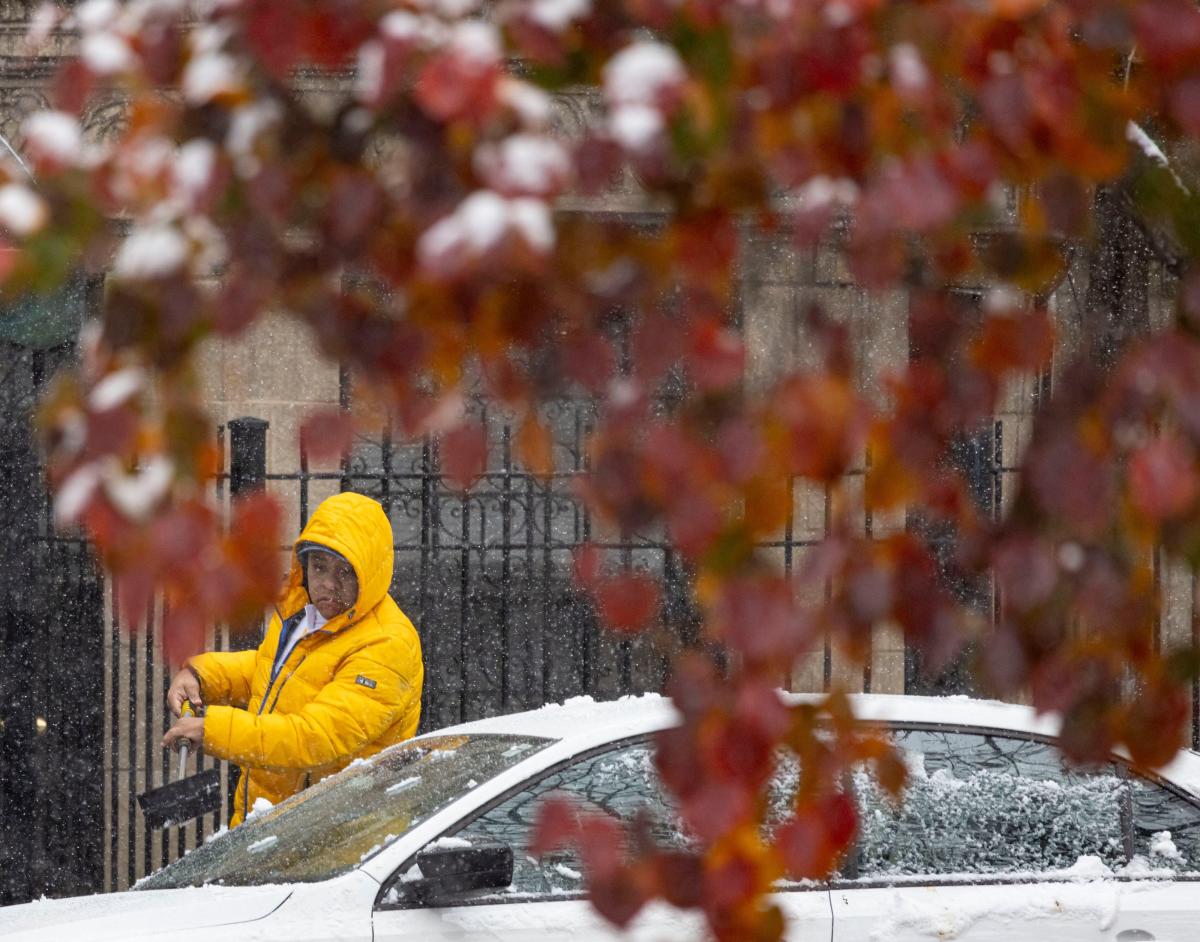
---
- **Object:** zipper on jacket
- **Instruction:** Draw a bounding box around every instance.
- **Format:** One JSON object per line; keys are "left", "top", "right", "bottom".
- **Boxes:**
{"left": 242, "top": 650, "right": 310, "bottom": 821}
{"left": 243, "top": 609, "right": 295, "bottom": 821}
{"left": 266, "top": 654, "right": 308, "bottom": 714}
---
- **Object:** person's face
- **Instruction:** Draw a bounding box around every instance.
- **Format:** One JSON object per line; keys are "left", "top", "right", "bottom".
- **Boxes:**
{"left": 306, "top": 552, "right": 358, "bottom": 620}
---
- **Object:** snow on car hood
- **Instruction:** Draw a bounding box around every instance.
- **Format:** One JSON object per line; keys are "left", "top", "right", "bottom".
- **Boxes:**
{"left": 0, "top": 883, "right": 291, "bottom": 941}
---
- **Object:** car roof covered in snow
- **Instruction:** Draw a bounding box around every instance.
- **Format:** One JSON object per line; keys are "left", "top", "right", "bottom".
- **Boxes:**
{"left": 413, "top": 692, "right": 1200, "bottom": 798}
{"left": 418, "top": 692, "right": 1067, "bottom": 743}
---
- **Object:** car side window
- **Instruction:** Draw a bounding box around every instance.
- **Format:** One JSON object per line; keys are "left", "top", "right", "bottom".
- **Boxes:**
{"left": 436, "top": 740, "right": 689, "bottom": 900}
{"left": 850, "top": 728, "right": 1200, "bottom": 879}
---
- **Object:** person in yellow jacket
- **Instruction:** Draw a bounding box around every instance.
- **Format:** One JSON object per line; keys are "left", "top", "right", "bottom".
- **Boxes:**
{"left": 161, "top": 491, "right": 423, "bottom": 827}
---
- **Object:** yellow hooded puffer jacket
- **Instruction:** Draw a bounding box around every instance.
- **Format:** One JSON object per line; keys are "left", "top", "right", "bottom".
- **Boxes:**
{"left": 189, "top": 492, "right": 423, "bottom": 826}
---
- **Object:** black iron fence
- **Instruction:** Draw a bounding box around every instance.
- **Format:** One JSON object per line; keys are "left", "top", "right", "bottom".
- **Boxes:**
{"left": 16, "top": 392, "right": 1200, "bottom": 902}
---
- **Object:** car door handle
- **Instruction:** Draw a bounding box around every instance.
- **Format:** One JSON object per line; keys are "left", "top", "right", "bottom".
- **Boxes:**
{"left": 1116, "top": 931, "right": 1154, "bottom": 941}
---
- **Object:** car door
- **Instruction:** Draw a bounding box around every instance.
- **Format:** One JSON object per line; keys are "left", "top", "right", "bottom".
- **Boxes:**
{"left": 829, "top": 726, "right": 1200, "bottom": 941}
{"left": 372, "top": 738, "right": 833, "bottom": 941}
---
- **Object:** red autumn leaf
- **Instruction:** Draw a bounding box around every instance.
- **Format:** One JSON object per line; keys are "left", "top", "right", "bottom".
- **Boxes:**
{"left": 775, "top": 809, "right": 831, "bottom": 880}
{"left": 666, "top": 494, "right": 722, "bottom": 561}
{"left": 1129, "top": 436, "right": 1199, "bottom": 521}
{"left": 415, "top": 47, "right": 500, "bottom": 124}
{"left": 1169, "top": 75, "right": 1200, "bottom": 136}
{"left": 163, "top": 604, "right": 207, "bottom": 670}
{"left": 242, "top": 0, "right": 303, "bottom": 78}
{"left": 595, "top": 571, "right": 661, "bottom": 634}
{"left": 300, "top": 409, "right": 356, "bottom": 462}
{"left": 703, "top": 850, "right": 760, "bottom": 912}
{"left": 588, "top": 868, "right": 649, "bottom": 929}
{"left": 577, "top": 811, "right": 625, "bottom": 881}
{"left": 714, "top": 716, "right": 774, "bottom": 786}
{"left": 821, "top": 792, "right": 858, "bottom": 851}
{"left": 680, "top": 779, "right": 752, "bottom": 842}
{"left": 573, "top": 543, "right": 602, "bottom": 588}
{"left": 711, "top": 573, "right": 804, "bottom": 664}
{"left": 530, "top": 795, "right": 580, "bottom": 857}
{"left": 632, "top": 312, "right": 685, "bottom": 387}
{"left": 652, "top": 851, "right": 704, "bottom": 909}
{"left": 687, "top": 319, "right": 745, "bottom": 392}
{"left": 297, "top": 5, "right": 373, "bottom": 69}
{"left": 441, "top": 421, "right": 488, "bottom": 491}
{"left": 150, "top": 503, "right": 212, "bottom": 573}
{"left": 1133, "top": 0, "right": 1200, "bottom": 70}
{"left": 516, "top": 416, "right": 554, "bottom": 477}
{"left": 326, "top": 173, "right": 384, "bottom": 249}
{"left": 971, "top": 309, "right": 1055, "bottom": 377}
{"left": 115, "top": 569, "right": 155, "bottom": 634}
{"left": 1123, "top": 680, "right": 1189, "bottom": 769}
{"left": 992, "top": 535, "right": 1059, "bottom": 614}
{"left": 562, "top": 330, "right": 616, "bottom": 394}
{"left": 773, "top": 374, "right": 866, "bottom": 482}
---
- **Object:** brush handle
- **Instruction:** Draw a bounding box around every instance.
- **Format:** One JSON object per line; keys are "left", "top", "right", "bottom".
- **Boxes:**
{"left": 176, "top": 698, "right": 196, "bottom": 780}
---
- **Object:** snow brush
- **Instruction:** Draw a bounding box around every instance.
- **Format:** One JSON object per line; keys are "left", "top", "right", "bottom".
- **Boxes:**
{"left": 137, "top": 700, "right": 223, "bottom": 828}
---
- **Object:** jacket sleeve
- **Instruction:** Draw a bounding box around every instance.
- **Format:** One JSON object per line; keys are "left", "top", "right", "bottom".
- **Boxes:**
{"left": 188, "top": 649, "right": 258, "bottom": 709}
{"left": 201, "top": 636, "right": 420, "bottom": 771}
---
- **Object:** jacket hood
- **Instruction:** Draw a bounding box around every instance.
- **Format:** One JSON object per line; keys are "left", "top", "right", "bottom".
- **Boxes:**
{"left": 281, "top": 492, "right": 394, "bottom": 630}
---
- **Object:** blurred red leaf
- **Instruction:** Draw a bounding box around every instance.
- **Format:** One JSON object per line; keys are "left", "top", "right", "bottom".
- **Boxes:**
{"left": 1129, "top": 436, "right": 1199, "bottom": 521}
{"left": 562, "top": 330, "right": 616, "bottom": 394}
{"left": 681, "top": 779, "right": 752, "bottom": 842}
{"left": 163, "top": 604, "right": 207, "bottom": 669}
{"left": 653, "top": 851, "right": 704, "bottom": 909}
{"left": 242, "top": 0, "right": 303, "bottom": 77}
{"left": 516, "top": 416, "right": 554, "bottom": 477}
{"left": 441, "top": 421, "right": 488, "bottom": 491}
{"left": 777, "top": 792, "right": 857, "bottom": 880}
{"left": 300, "top": 409, "right": 356, "bottom": 462}
{"left": 1123, "top": 680, "right": 1189, "bottom": 768}
{"left": 1170, "top": 75, "right": 1200, "bottom": 136}
{"left": 971, "top": 308, "right": 1055, "bottom": 376}
{"left": 711, "top": 573, "right": 804, "bottom": 664}
{"left": 773, "top": 374, "right": 866, "bottom": 481}
{"left": 1133, "top": 0, "right": 1200, "bottom": 70}
{"left": 688, "top": 319, "right": 744, "bottom": 392}
{"left": 530, "top": 795, "right": 580, "bottom": 857}
{"left": 415, "top": 46, "right": 500, "bottom": 124}
{"left": 595, "top": 571, "right": 661, "bottom": 634}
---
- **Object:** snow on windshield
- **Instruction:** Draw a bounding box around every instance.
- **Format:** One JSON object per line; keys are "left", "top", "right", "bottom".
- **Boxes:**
{"left": 136, "top": 733, "right": 551, "bottom": 890}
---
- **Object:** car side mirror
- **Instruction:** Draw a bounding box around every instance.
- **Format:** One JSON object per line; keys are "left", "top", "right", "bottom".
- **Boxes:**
{"left": 395, "top": 842, "right": 514, "bottom": 904}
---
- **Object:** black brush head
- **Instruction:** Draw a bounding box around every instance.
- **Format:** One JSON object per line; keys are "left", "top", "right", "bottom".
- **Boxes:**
{"left": 137, "top": 768, "right": 222, "bottom": 828}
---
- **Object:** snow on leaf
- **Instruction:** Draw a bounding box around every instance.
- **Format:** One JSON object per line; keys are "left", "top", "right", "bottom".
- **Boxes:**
{"left": 496, "top": 77, "right": 553, "bottom": 129}
{"left": 475, "top": 133, "right": 571, "bottom": 197}
{"left": 22, "top": 111, "right": 82, "bottom": 167}
{"left": 0, "top": 183, "right": 48, "bottom": 236}
{"left": 103, "top": 456, "right": 174, "bottom": 521}
{"left": 182, "top": 51, "right": 244, "bottom": 104}
{"left": 171, "top": 139, "right": 218, "bottom": 207}
{"left": 81, "top": 32, "right": 135, "bottom": 76}
{"left": 528, "top": 0, "right": 591, "bottom": 32}
{"left": 54, "top": 463, "right": 101, "bottom": 528}
{"left": 113, "top": 223, "right": 189, "bottom": 280}
{"left": 88, "top": 366, "right": 143, "bottom": 411}
{"left": 603, "top": 40, "right": 685, "bottom": 108}
{"left": 609, "top": 104, "right": 664, "bottom": 153}
{"left": 417, "top": 190, "right": 554, "bottom": 276}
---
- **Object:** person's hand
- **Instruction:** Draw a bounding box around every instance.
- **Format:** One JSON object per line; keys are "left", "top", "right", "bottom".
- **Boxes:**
{"left": 167, "top": 667, "right": 203, "bottom": 718}
{"left": 162, "top": 715, "right": 205, "bottom": 752}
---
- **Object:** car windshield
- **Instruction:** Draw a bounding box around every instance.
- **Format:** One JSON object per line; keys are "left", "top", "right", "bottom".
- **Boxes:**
{"left": 137, "top": 734, "right": 551, "bottom": 889}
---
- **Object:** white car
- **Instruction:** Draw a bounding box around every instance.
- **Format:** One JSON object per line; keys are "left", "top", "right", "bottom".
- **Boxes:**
{"left": 4, "top": 693, "right": 1200, "bottom": 941}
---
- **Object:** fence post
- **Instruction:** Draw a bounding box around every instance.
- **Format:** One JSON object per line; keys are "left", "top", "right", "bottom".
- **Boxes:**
{"left": 228, "top": 417, "right": 268, "bottom": 497}
{"left": 226, "top": 417, "right": 269, "bottom": 652}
